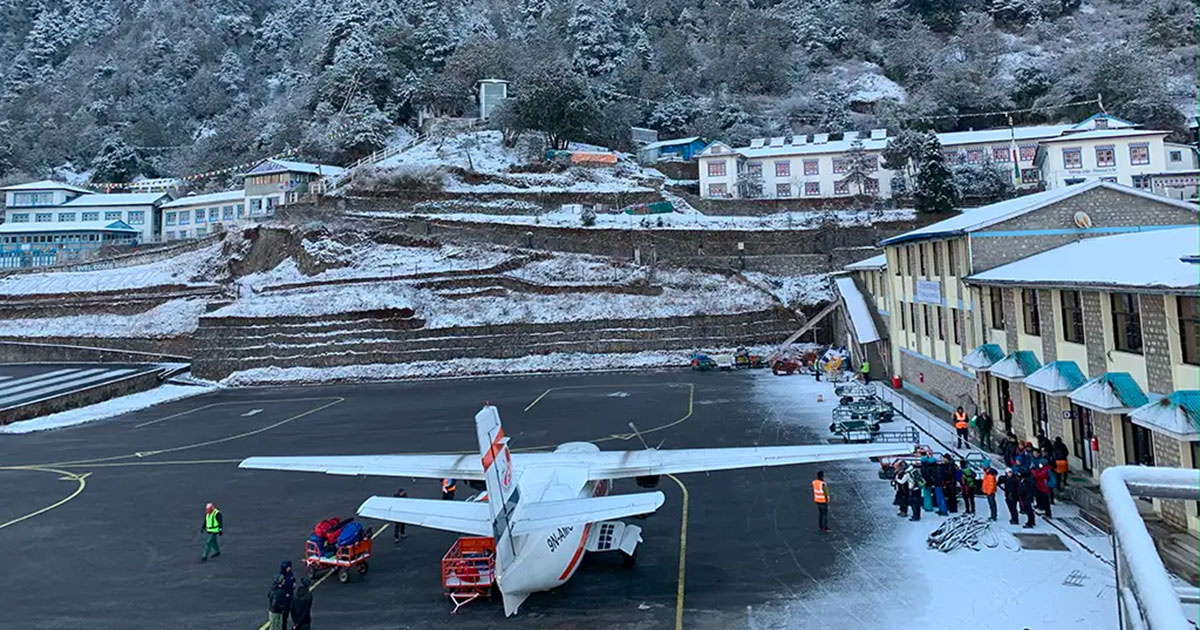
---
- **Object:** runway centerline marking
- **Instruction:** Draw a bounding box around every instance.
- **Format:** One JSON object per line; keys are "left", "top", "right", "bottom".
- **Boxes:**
{"left": 0, "top": 466, "right": 89, "bottom": 530}
{"left": 666, "top": 474, "right": 689, "bottom": 630}
{"left": 522, "top": 383, "right": 691, "bottom": 413}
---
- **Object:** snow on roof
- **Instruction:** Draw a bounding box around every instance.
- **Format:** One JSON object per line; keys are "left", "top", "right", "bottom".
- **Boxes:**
{"left": 245, "top": 159, "right": 346, "bottom": 177}
{"left": 968, "top": 226, "right": 1199, "bottom": 291}
{"left": 1130, "top": 391, "right": 1200, "bottom": 441}
{"left": 935, "top": 124, "right": 1074, "bottom": 148}
{"left": 60, "top": 193, "right": 167, "bottom": 207}
{"left": 0, "top": 179, "right": 93, "bottom": 194}
{"left": 1037, "top": 128, "right": 1170, "bottom": 144}
{"left": 161, "top": 190, "right": 245, "bottom": 209}
{"left": 881, "top": 181, "right": 1197, "bottom": 246}
{"left": 989, "top": 350, "right": 1041, "bottom": 381}
{"left": 834, "top": 277, "right": 880, "bottom": 344}
{"left": 962, "top": 343, "right": 1005, "bottom": 370}
{"left": 0, "top": 219, "right": 137, "bottom": 234}
{"left": 1070, "top": 373, "right": 1149, "bottom": 413}
{"left": 844, "top": 253, "right": 886, "bottom": 271}
{"left": 641, "top": 137, "right": 703, "bottom": 151}
{"left": 1024, "top": 361, "right": 1087, "bottom": 395}
{"left": 736, "top": 134, "right": 890, "bottom": 159}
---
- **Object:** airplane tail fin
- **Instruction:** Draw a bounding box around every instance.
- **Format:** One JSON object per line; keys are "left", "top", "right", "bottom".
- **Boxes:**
{"left": 475, "top": 405, "right": 520, "bottom": 609}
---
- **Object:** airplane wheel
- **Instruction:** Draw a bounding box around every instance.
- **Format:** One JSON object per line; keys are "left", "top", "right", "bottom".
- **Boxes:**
{"left": 622, "top": 551, "right": 636, "bottom": 568}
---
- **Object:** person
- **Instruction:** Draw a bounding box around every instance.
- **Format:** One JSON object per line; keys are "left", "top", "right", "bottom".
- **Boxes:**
{"left": 959, "top": 461, "right": 976, "bottom": 515}
{"left": 908, "top": 465, "right": 924, "bottom": 522}
{"left": 1000, "top": 433, "right": 1019, "bottom": 468}
{"left": 1031, "top": 447, "right": 1048, "bottom": 470}
{"left": 1052, "top": 437, "right": 1070, "bottom": 490}
{"left": 859, "top": 359, "right": 870, "bottom": 384}
{"left": 1015, "top": 442, "right": 1034, "bottom": 472}
{"left": 941, "top": 455, "right": 959, "bottom": 514}
{"left": 276, "top": 561, "right": 296, "bottom": 629}
{"left": 1037, "top": 433, "right": 1053, "bottom": 456}
{"left": 1018, "top": 469, "right": 1037, "bottom": 528}
{"left": 998, "top": 468, "right": 1020, "bottom": 525}
{"left": 892, "top": 462, "right": 910, "bottom": 517}
{"left": 813, "top": 471, "right": 830, "bottom": 532}
{"left": 201, "top": 502, "right": 223, "bottom": 562}
{"left": 268, "top": 575, "right": 288, "bottom": 630}
{"left": 393, "top": 487, "right": 408, "bottom": 543}
{"left": 290, "top": 576, "right": 313, "bottom": 630}
{"left": 441, "top": 478, "right": 456, "bottom": 501}
{"left": 981, "top": 467, "right": 998, "bottom": 521}
{"left": 1031, "top": 462, "right": 1052, "bottom": 519}
{"left": 953, "top": 406, "right": 969, "bottom": 448}
{"left": 977, "top": 412, "right": 994, "bottom": 451}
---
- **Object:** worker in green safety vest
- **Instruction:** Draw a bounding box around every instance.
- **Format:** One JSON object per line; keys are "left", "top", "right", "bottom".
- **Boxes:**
{"left": 859, "top": 359, "right": 871, "bottom": 384}
{"left": 201, "top": 502, "right": 223, "bottom": 562}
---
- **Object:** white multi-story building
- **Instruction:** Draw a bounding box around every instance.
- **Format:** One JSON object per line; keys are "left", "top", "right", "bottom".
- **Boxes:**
{"left": 242, "top": 159, "right": 345, "bottom": 215}
{"left": 696, "top": 113, "right": 1186, "bottom": 201}
{"left": 1034, "top": 127, "right": 1173, "bottom": 189}
{"left": 161, "top": 190, "right": 247, "bottom": 241}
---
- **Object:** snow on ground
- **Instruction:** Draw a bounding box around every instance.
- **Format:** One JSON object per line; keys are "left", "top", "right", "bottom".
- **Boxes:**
{"left": 0, "top": 243, "right": 223, "bottom": 295}
{"left": 221, "top": 348, "right": 759, "bottom": 385}
{"left": 748, "top": 374, "right": 1117, "bottom": 630}
{"left": 743, "top": 272, "right": 833, "bottom": 308}
{"left": 504, "top": 253, "right": 644, "bottom": 285}
{"left": 0, "top": 383, "right": 215, "bottom": 433}
{"left": 360, "top": 207, "right": 917, "bottom": 231}
{"left": 0, "top": 299, "right": 209, "bottom": 337}
{"left": 239, "top": 240, "right": 510, "bottom": 290}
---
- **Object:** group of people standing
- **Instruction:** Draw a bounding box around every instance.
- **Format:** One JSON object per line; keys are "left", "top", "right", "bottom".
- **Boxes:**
{"left": 890, "top": 453, "right": 995, "bottom": 522}
{"left": 267, "top": 560, "right": 314, "bottom": 630}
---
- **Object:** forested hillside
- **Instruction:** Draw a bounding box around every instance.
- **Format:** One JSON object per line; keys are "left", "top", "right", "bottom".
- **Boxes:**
{"left": 0, "top": 0, "right": 1193, "bottom": 186}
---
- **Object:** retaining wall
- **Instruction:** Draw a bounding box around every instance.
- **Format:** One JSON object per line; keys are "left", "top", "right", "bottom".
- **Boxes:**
{"left": 0, "top": 369, "right": 165, "bottom": 425}
{"left": 0, "top": 338, "right": 194, "bottom": 361}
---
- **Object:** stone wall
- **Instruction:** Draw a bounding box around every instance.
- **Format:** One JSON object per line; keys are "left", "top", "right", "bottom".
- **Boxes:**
{"left": 0, "top": 339, "right": 192, "bottom": 362}
{"left": 291, "top": 190, "right": 664, "bottom": 215}
{"left": 1082, "top": 291, "right": 1107, "bottom": 377}
{"left": 1140, "top": 294, "right": 1175, "bottom": 394}
{"left": 898, "top": 349, "right": 977, "bottom": 411}
{"left": 1150, "top": 431, "right": 1189, "bottom": 530}
{"left": 0, "top": 369, "right": 163, "bottom": 425}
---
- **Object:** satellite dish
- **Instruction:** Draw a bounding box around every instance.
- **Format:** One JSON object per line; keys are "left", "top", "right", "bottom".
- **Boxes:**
{"left": 1073, "top": 211, "right": 1092, "bottom": 229}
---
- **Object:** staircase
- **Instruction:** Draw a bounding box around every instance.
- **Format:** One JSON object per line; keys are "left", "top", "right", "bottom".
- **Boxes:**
{"left": 318, "top": 126, "right": 424, "bottom": 195}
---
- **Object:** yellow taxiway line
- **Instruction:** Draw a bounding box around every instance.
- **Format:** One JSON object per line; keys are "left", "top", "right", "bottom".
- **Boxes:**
{"left": 0, "top": 466, "right": 89, "bottom": 530}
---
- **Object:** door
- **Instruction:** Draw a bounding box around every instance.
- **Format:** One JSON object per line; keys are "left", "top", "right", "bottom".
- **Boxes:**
{"left": 1030, "top": 390, "right": 1049, "bottom": 439}
{"left": 1071, "top": 404, "right": 1094, "bottom": 473}
{"left": 1122, "top": 415, "right": 1156, "bottom": 466}
{"left": 998, "top": 378, "right": 1012, "bottom": 434}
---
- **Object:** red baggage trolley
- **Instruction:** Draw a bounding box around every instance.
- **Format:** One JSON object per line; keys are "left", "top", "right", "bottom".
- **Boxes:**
{"left": 441, "top": 536, "right": 496, "bottom": 613}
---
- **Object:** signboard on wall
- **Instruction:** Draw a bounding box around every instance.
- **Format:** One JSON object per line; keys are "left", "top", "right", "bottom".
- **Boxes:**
{"left": 915, "top": 280, "right": 942, "bottom": 305}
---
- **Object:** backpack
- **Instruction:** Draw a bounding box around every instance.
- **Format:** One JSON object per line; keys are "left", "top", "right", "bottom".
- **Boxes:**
{"left": 314, "top": 517, "right": 341, "bottom": 538}
{"left": 1047, "top": 471, "right": 1057, "bottom": 489}
{"left": 336, "top": 521, "right": 364, "bottom": 547}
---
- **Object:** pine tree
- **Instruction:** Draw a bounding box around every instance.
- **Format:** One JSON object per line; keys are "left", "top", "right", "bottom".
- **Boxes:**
{"left": 913, "top": 134, "right": 958, "bottom": 214}
{"left": 419, "top": 0, "right": 457, "bottom": 68}
{"left": 25, "top": 8, "right": 67, "bottom": 67}
{"left": 814, "top": 89, "right": 852, "bottom": 131}
{"left": 90, "top": 135, "right": 141, "bottom": 183}
{"left": 842, "top": 138, "right": 875, "bottom": 195}
{"left": 217, "top": 51, "right": 246, "bottom": 95}
{"left": 569, "top": 1, "right": 623, "bottom": 78}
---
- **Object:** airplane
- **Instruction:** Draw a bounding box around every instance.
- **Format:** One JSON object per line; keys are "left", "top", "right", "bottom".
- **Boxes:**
{"left": 239, "top": 405, "right": 908, "bottom": 616}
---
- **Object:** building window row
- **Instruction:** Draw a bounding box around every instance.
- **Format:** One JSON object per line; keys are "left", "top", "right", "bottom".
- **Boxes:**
{"left": 1022, "top": 289, "right": 1040, "bottom": 336}
{"left": 1061, "top": 290, "right": 1085, "bottom": 344}
{"left": 1111, "top": 292, "right": 1142, "bottom": 354}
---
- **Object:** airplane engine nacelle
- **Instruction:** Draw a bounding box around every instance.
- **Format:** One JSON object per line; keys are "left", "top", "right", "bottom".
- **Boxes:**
{"left": 468, "top": 480, "right": 487, "bottom": 491}
{"left": 635, "top": 475, "right": 660, "bottom": 488}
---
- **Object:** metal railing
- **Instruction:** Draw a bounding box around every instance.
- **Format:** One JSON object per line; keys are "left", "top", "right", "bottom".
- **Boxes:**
{"left": 1100, "top": 466, "right": 1199, "bottom": 630}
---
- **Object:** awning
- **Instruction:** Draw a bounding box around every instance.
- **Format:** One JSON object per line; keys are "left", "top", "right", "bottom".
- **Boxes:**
{"left": 1069, "top": 373, "right": 1150, "bottom": 414}
{"left": 1023, "top": 361, "right": 1087, "bottom": 395}
{"left": 962, "top": 344, "right": 1004, "bottom": 370}
{"left": 834, "top": 277, "right": 880, "bottom": 344}
{"left": 989, "top": 350, "right": 1041, "bottom": 381}
{"left": 1130, "top": 391, "right": 1200, "bottom": 441}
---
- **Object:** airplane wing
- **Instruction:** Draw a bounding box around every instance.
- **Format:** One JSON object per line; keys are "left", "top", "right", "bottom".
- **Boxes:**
{"left": 356, "top": 496, "right": 491, "bottom": 536}
{"left": 510, "top": 492, "right": 665, "bottom": 536}
{"left": 512, "top": 443, "right": 909, "bottom": 480}
{"left": 238, "top": 454, "right": 485, "bottom": 480}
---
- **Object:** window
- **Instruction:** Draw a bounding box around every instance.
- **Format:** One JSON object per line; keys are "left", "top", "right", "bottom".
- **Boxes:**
{"left": 196, "top": 227, "right": 208, "bottom": 237}
{"left": 10, "top": 213, "right": 28, "bottom": 223}
{"left": 893, "top": 248, "right": 901, "bottom": 276}
{"left": 946, "top": 242, "right": 957, "bottom": 276}
{"left": 918, "top": 244, "right": 927, "bottom": 276}
{"left": 966, "top": 149, "right": 984, "bottom": 164}
{"left": 833, "top": 180, "right": 849, "bottom": 195}
{"left": 900, "top": 301, "right": 906, "bottom": 330}
{"left": 832, "top": 158, "right": 848, "bottom": 174}
{"left": 923, "top": 305, "right": 930, "bottom": 336}
{"left": 128, "top": 211, "right": 144, "bottom": 225}
{"left": 266, "top": 197, "right": 279, "bottom": 212}
{"left": 992, "top": 146, "right": 1011, "bottom": 162}
{"left": 804, "top": 182, "right": 820, "bottom": 196}
{"left": 166, "top": 231, "right": 175, "bottom": 241}
{"left": 910, "top": 304, "right": 918, "bottom": 336}
{"left": 249, "top": 199, "right": 263, "bottom": 215}
{"left": 236, "top": 204, "right": 245, "bottom": 218}
{"left": 104, "top": 211, "right": 121, "bottom": 221}
{"left": 707, "top": 183, "right": 728, "bottom": 197}
{"left": 223, "top": 206, "right": 235, "bottom": 220}
{"left": 207, "top": 208, "right": 218, "bottom": 222}
{"left": 1111, "top": 292, "right": 1142, "bottom": 353}
{"left": 707, "top": 161, "right": 726, "bottom": 177}
{"left": 775, "top": 161, "right": 790, "bottom": 177}
{"left": 907, "top": 246, "right": 916, "bottom": 276}
{"left": 747, "top": 162, "right": 762, "bottom": 177}
{"left": 1094, "top": 118, "right": 1109, "bottom": 129}
{"left": 166, "top": 212, "right": 177, "bottom": 226}
{"left": 195, "top": 209, "right": 207, "bottom": 223}
{"left": 1062, "top": 148, "right": 1083, "bottom": 169}
{"left": 864, "top": 178, "right": 879, "bottom": 194}
{"left": 943, "top": 151, "right": 963, "bottom": 165}
{"left": 1170, "top": 150, "right": 1182, "bottom": 162}
{"left": 1095, "top": 145, "right": 1116, "bottom": 168}
{"left": 1022, "top": 289, "right": 1040, "bottom": 336}
{"left": 1019, "top": 145, "right": 1037, "bottom": 161}
{"left": 1132, "top": 174, "right": 1151, "bottom": 189}
{"left": 179, "top": 211, "right": 190, "bottom": 225}
{"left": 932, "top": 242, "right": 941, "bottom": 276}
{"left": 803, "top": 159, "right": 819, "bottom": 175}
{"left": 1129, "top": 144, "right": 1150, "bottom": 166}
{"left": 990, "top": 287, "right": 1005, "bottom": 330}
{"left": 1123, "top": 416, "right": 1155, "bottom": 466}
{"left": 82, "top": 212, "right": 99, "bottom": 221}
{"left": 1178, "top": 296, "right": 1199, "bottom": 365}
{"left": 937, "top": 306, "right": 945, "bottom": 340}
{"left": 952, "top": 308, "right": 961, "bottom": 344}
{"left": 775, "top": 183, "right": 791, "bottom": 197}
{"left": 1021, "top": 168, "right": 1040, "bottom": 184}
{"left": 864, "top": 155, "right": 877, "bottom": 171}
{"left": 35, "top": 213, "right": 52, "bottom": 222}
{"left": 57, "top": 212, "right": 75, "bottom": 222}
{"left": 1061, "top": 290, "right": 1084, "bottom": 344}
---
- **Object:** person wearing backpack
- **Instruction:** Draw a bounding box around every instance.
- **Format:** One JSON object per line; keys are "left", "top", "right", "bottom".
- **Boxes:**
{"left": 267, "top": 575, "right": 288, "bottom": 630}
{"left": 907, "top": 466, "right": 924, "bottom": 522}
{"left": 291, "top": 576, "right": 313, "bottom": 630}
{"left": 959, "top": 462, "right": 976, "bottom": 515}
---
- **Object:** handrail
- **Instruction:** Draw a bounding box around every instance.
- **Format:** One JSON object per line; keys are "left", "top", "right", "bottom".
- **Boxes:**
{"left": 1100, "top": 466, "right": 1198, "bottom": 630}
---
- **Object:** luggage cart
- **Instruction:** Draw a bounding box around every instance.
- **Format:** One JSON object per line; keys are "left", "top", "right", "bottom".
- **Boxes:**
{"left": 303, "top": 536, "right": 372, "bottom": 584}
{"left": 442, "top": 536, "right": 496, "bottom": 614}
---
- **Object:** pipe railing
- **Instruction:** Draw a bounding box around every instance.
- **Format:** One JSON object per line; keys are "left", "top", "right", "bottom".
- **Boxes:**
{"left": 1100, "top": 466, "right": 1199, "bottom": 630}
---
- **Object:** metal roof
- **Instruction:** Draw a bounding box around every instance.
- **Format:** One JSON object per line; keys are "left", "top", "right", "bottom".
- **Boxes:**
{"left": 962, "top": 343, "right": 1005, "bottom": 370}
{"left": 60, "top": 193, "right": 167, "bottom": 207}
{"left": 161, "top": 190, "right": 245, "bottom": 209}
{"left": 1131, "top": 391, "right": 1200, "bottom": 440}
{"left": 0, "top": 179, "right": 92, "bottom": 194}
{"left": 990, "top": 350, "right": 1041, "bottom": 381}
{"left": 640, "top": 137, "right": 703, "bottom": 151}
{"left": 0, "top": 219, "right": 137, "bottom": 234}
{"left": 1069, "top": 372, "right": 1149, "bottom": 412}
{"left": 1023, "top": 361, "right": 1087, "bottom": 395}
{"left": 844, "top": 253, "right": 887, "bottom": 270}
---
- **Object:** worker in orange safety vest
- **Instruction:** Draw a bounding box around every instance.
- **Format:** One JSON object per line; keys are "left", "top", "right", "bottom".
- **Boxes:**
{"left": 953, "top": 406, "right": 969, "bottom": 449}
{"left": 812, "top": 471, "right": 830, "bottom": 532}
{"left": 441, "top": 478, "right": 457, "bottom": 501}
